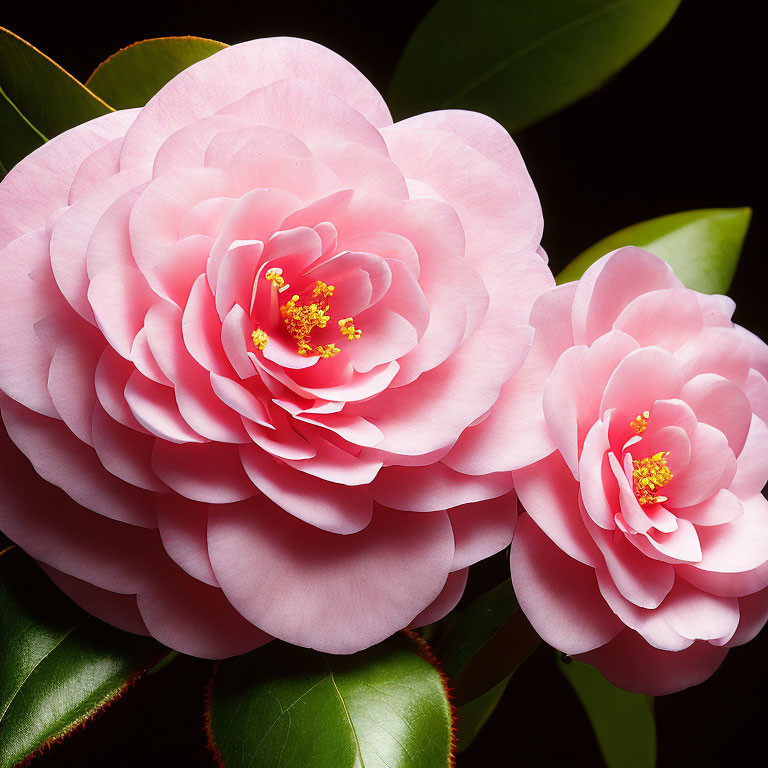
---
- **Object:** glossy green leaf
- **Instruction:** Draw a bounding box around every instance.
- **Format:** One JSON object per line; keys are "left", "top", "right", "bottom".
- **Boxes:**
{"left": 86, "top": 36, "right": 228, "bottom": 109}
{"left": 206, "top": 633, "right": 453, "bottom": 768}
{"left": 0, "top": 545, "right": 166, "bottom": 767}
{"left": 435, "top": 579, "right": 539, "bottom": 750}
{"left": 0, "top": 28, "right": 111, "bottom": 172}
{"left": 557, "top": 207, "right": 752, "bottom": 294}
{"left": 0, "top": 83, "right": 46, "bottom": 174}
{"left": 388, "top": 0, "right": 681, "bottom": 131}
{"left": 558, "top": 654, "right": 656, "bottom": 768}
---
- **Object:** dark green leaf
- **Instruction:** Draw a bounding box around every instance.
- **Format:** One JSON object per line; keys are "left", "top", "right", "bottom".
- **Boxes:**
{"left": 0, "top": 545, "right": 166, "bottom": 767}
{"left": 558, "top": 654, "right": 656, "bottom": 768}
{"left": 557, "top": 207, "right": 752, "bottom": 294}
{"left": 0, "top": 83, "right": 46, "bottom": 172}
{"left": 388, "top": 0, "right": 681, "bottom": 131}
{"left": 86, "top": 36, "right": 228, "bottom": 109}
{"left": 206, "top": 633, "right": 453, "bottom": 768}
{"left": 0, "top": 27, "right": 111, "bottom": 138}
{"left": 435, "top": 579, "right": 539, "bottom": 750}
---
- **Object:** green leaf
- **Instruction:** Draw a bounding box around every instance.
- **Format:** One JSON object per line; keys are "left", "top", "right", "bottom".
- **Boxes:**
{"left": 0, "top": 545, "right": 166, "bottom": 767}
{"left": 557, "top": 207, "right": 752, "bottom": 294}
{"left": 435, "top": 579, "right": 540, "bottom": 750}
{"left": 86, "top": 36, "right": 228, "bottom": 110}
{"left": 558, "top": 654, "right": 656, "bottom": 768}
{"left": 388, "top": 0, "right": 681, "bottom": 131}
{"left": 206, "top": 633, "right": 453, "bottom": 768}
{"left": 0, "top": 83, "right": 47, "bottom": 173}
{"left": 0, "top": 28, "right": 112, "bottom": 172}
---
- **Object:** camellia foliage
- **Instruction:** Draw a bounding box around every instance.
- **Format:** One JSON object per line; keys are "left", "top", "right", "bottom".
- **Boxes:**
{"left": 0, "top": 3, "right": 763, "bottom": 766}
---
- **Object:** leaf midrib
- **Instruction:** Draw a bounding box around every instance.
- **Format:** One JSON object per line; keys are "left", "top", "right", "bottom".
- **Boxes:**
{"left": 441, "top": 0, "right": 634, "bottom": 107}
{"left": 323, "top": 655, "right": 366, "bottom": 768}
{"left": 0, "top": 615, "right": 89, "bottom": 726}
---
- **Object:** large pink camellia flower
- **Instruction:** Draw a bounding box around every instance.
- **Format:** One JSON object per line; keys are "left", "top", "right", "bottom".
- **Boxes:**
{"left": 0, "top": 38, "right": 552, "bottom": 657}
{"left": 499, "top": 247, "right": 768, "bottom": 694}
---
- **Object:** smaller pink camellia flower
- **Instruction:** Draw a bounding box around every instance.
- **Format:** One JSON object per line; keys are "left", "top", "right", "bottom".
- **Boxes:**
{"left": 0, "top": 38, "right": 552, "bottom": 658}
{"left": 502, "top": 247, "right": 768, "bottom": 694}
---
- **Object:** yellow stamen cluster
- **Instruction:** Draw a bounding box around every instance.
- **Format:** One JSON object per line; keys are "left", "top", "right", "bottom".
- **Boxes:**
{"left": 253, "top": 270, "right": 363, "bottom": 359}
{"left": 339, "top": 317, "right": 362, "bottom": 340}
{"left": 630, "top": 410, "right": 651, "bottom": 435}
{"left": 313, "top": 281, "right": 335, "bottom": 299}
{"left": 265, "top": 268, "right": 286, "bottom": 290}
{"left": 632, "top": 452, "right": 673, "bottom": 505}
{"left": 251, "top": 328, "right": 268, "bottom": 350}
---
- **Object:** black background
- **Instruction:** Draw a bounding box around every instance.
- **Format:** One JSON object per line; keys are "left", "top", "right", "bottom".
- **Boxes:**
{"left": 3, "top": 0, "right": 766, "bottom": 765}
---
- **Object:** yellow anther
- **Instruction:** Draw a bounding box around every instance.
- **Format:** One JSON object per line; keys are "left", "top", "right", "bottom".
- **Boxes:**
{"left": 251, "top": 328, "right": 268, "bottom": 351}
{"left": 265, "top": 268, "right": 286, "bottom": 290}
{"left": 630, "top": 410, "right": 651, "bottom": 435}
{"left": 338, "top": 317, "right": 362, "bottom": 340}
{"left": 632, "top": 451, "right": 673, "bottom": 505}
{"left": 314, "top": 343, "right": 340, "bottom": 358}
{"left": 313, "top": 280, "right": 335, "bottom": 299}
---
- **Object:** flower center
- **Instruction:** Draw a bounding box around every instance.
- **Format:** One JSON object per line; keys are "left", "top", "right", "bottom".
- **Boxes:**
{"left": 251, "top": 267, "right": 363, "bottom": 358}
{"left": 632, "top": 452, "right": 673, "bottom": 505}
{"left": 630, "top": 410, "right": 650, "bottom": 434}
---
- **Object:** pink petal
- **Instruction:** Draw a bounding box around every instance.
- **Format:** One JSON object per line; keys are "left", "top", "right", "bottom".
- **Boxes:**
{"left": 119, "top": 37, "right": 390, "bottom": 169}
{"left": 1, "top": 395, "right": 156, "bottom": 528}
{"left": 509, "top": 513, "right": 622, "bottom": 654}
{"left": 41, "top": 564, "right": 149, "bottom": 636}
{"left": 0, "top": 422, "right": 161, "bottom": 593}
{"left": 239, "top": 443, "right": 372, "bottom": 533}
{"left": 136, "top": 558, "right": 271, "bottom": 658}
{"left": 729, "top": 415, "right": 768, "bottom": 497}
{"left": 0, "top": 109, "right": 137, "bottom": 249}
{"left": 681, "top": 374, "right": 752, "bottom": 456}
{"left": 577, "top": 630, "right": 728, "bottom": 695}
{"left": 727, "top": 588, "right": 768, "bottom": 646}
{"left": 612, "top": 287, "right": 703, "bottom": 351}
{"left": 675, "top": 326, "right": 751, "bottom": 382}
{"left": 156, "top": 495, "right": 218, "bottom": 587}
{"left": 409, "top": 568, "right": 469, "bottom": 628}
{"left": 570, "top": 247, "right": 680, "bottom": 346}
{"left": 449, "top": 491, "right": 518, "bottom": 571}
{"left": 675, "top": 489, "right": 744, "bottom": 526}
{"left": 660, "top": 579, "right": 739, "bottom": 643}
{"left": 152, "top": 441, "right": 257, "bottom": 504}
{"left": 207, "top": 499, "right": 454, "bottom": 653}
{"left": 695, "top": 494, "right": 768, "bottom": 573}
{"left": 445, "top": 283, "right": 577, "bottom": 474}
{"left": 514, "top": 452, "right": 600, "bottom": 567}
{"left": 370, "top": 462, "right": 512, "bottom": 512}
{"left": 91, "top": 403, "right": 168, "bottom": 492}
{"left": 0, "top": 229, "right": 61, "bottom": 417}
{"left": 664, "top": 423, "right": 734, "bottom": 508}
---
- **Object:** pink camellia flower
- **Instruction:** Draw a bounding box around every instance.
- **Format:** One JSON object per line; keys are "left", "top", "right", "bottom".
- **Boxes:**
{"left": 0, "top": 38, "right": 552, "bottom": 657}
{"left": 497, "top": 247, "right": 768, "bottom": 694}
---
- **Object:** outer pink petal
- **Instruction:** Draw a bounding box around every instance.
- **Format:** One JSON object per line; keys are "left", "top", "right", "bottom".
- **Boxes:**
{"left": 513, "top": 453, "right": 600, "bottom": 567}
{"left": 509, "top": 513, "right": 622, "bottom": 654}
{"left": 41, "top": 564, "right": 149, "bottom": 636}
{"left": 570, "top": 247, "right": 680, "bottom": 346}
{"left": 409, "top": 569, "right": 469, "bottom": 628}
{"left": 1, "top": 395, "right": 156, "bottom": 528}
{"left": 119, "top": 37, "right": 390, "bottom": 169}
{"left": 239, "top": 444, "right": 373, "bottom": 534}
{"left": 726, "top": 588, "right": 768, "bottom": 646}
{"left": 576, "top": 630, "right": 728, "bottom": 695}
{"left": 207, "top": 499, "right": 454, "bottom": 653}
{"left": 370, "top": 462, "right": 513, "bottom": 512}
{"left": 445, "top": 283, "right": 578, "bottom": 474}
{"left": 136, "top": 558, "right": 271, "bottom": 659}
{"left": 156, "top": 495, "right": 218, "bottom": 587}
{"left": 449, "top": 492, "right": 518, "bottom": 571}
{"left": 0, "top": 110, "right": 138, "bottom": 249}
